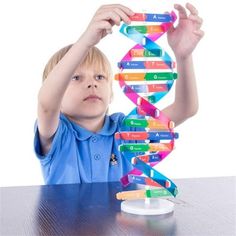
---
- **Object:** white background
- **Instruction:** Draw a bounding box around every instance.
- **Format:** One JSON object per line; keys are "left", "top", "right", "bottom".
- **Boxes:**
{"left": 0, "top": 0, "right": 235, "bottom": 187}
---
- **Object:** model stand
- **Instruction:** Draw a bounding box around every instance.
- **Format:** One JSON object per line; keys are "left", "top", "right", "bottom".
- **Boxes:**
{"left": 121, "top": 198, "right": 174, "bottom": 215}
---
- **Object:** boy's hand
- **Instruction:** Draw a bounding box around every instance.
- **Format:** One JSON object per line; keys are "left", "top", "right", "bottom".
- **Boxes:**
{"left": 80, "top": 4, "right": 134, "bottom": 48}
{"left": 167, "top": 3, "right": 204, "bottom": 59}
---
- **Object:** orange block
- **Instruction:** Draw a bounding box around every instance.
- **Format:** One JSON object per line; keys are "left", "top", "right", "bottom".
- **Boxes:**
{"left": 115, "top": 73, "right": 145, "bottom": 81}
{"left": 149, "top": 143, "right": 173, "bottom": 152}
{"left": 146, "top": 25, "right": 163, "bottom": 33}
{"left": 116, "top": 189, "right": 146, "bottom": 200}
{"left": 130, "top": 49, "right": 144, "bottom": 57}
{"left": 148, "top": 119, "right": 169, "bottom": 130}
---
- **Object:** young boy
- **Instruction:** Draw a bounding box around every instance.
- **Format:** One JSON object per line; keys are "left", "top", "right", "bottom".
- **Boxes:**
{"left": 34, "top": 3, "right": 204, "bottom": 184}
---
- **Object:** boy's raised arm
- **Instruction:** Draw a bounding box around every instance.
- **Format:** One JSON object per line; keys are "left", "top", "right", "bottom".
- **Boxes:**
{"left": 162, "top": 3, "right": 204, "bottom": 126}
{"left": 37, "top": 4, "right": 134, "bottom": 154}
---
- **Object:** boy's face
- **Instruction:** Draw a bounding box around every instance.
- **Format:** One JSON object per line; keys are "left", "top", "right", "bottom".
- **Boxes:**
{"left": 61, "top": 65, "right": 112, "bottom": 121}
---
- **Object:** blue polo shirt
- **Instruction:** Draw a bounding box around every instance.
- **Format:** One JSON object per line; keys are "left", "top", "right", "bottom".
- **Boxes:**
{"left": 34, "top": 112, "right": 135, "bottom": 185}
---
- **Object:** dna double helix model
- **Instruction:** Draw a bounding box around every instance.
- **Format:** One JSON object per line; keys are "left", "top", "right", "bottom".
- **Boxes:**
{"left": 115, "top": 10, "right": 179, "bottom": 200}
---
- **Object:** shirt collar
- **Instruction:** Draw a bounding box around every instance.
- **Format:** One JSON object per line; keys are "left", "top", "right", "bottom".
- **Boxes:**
{"left": 60, "top": 113, "right": 118, "bottom": 141}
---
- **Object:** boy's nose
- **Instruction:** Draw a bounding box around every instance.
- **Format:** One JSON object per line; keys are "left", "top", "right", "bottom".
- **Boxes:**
{"left": 87, "top": 78, "right": 98, "bottom": 88}
{"left": 87, "top": 84, "right": 97, "bottom": 88}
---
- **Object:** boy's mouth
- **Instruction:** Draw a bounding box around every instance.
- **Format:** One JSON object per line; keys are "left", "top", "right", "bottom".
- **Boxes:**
{"left": 83, "top": 95, "right": 102, "bottom": 101}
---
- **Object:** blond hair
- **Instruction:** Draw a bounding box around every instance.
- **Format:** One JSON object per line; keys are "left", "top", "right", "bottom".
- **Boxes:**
{"left": 42, "top": 45, "right": 113, "bottom": 82}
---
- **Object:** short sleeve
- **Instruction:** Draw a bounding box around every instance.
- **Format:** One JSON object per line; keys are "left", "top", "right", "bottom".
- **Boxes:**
{"left": 34, "top": 120, "right": 66, "bottom": 166}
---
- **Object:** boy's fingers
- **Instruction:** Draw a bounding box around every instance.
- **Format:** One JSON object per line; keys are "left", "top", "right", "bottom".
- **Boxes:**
{"left": 113, "top": 8, "right": 132, "bottom": 24}
{"left": 189, "top": 15, "right": 203, "bottom": 26}
{"left": 106, "top": 11, "right": 122, "bottom": 26}
{"left": 97, "top": 21, "right": 113, "bottom": 33}
{"left": 100, "top": 4, "right": 134, "bottom": 17}
{"left": 96, "top": 5, "right": 134, "bottom": 25}
{"left": 174, "top": 4, "right": 188, "bottom": 19}
{"left": 106, "top": 29, "right": 113, "bottom": 34}
{"left": 96, "top": 10, "right": 128, "bottom": 26}
{"left": 193, "top": 29, "right": 204, "bottom": 38}
{"left": 186, "top": 2, "right": 198, "bottom": 16}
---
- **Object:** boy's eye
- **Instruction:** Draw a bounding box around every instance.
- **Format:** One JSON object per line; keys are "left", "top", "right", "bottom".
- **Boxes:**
{"left": 95, "top": 75, "right": 105, "bottom": 80}
{"left": 72, "top": 75, "right": 80, "bottom": 81}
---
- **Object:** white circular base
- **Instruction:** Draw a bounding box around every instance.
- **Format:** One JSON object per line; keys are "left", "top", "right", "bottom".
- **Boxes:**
{"left": 121, "top": 199, "right": 174, "bottom": 215}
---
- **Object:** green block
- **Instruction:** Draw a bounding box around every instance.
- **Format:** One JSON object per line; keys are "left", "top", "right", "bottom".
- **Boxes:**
{"left": 144, "top": 49, "right": 161, "bottom": 57}
{"left": 145, "top": 72, "right": 178, "bottom": 81}
{"left": 146, "top": 188, "right": 172, "bottom": 198}
{"left": 126, "top": 26, "right": 147, "bottom": 34}
{"left": 119, "top": 144, "right": 149, "bottom": 152}
{"left": 123, "top": 119, "right": 148, "bottom": 127}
